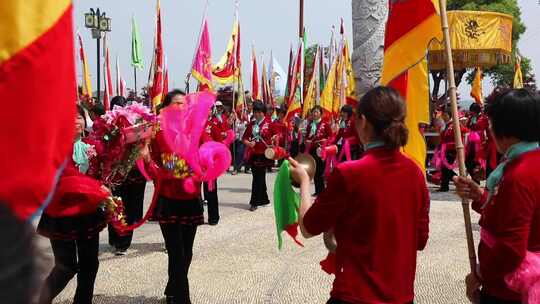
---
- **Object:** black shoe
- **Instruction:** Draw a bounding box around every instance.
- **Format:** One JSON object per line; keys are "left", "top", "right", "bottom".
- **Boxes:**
{"left": 208, "top": 219, "right": 219, "bottom": 226}
{"left": 249, "top": 205, "right": 258, "bottom": 212}
{"left": 437, "top": 187, "right": 449, "bottom": 192}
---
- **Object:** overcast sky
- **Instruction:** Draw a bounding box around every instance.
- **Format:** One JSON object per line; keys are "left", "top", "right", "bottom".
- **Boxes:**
{"left": 73, "top": 0, "right": 540, "bottom": 96}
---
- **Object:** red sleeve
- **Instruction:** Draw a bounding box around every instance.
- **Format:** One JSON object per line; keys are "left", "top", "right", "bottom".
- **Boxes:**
{"left": 150, "top": 133, "right": 163, "bottom": 165}
{"left": 484, "top": 178, "right": 536, "bottom": 274}
{"left": 303, "top": 168, "right": 348, "bottom": 236}
{"left": 472, "top": 190, "right": 489, "bottom": 214}
{"left": 417, "top": 178, "right": 430, "bottom": 250}
{"left": 243, "top": 123, "right": 253, "bottom": 142}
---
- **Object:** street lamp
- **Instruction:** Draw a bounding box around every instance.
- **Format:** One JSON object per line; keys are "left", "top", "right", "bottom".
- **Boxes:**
{"left": 84, "top": 8, "right": 111, "bottom": 105}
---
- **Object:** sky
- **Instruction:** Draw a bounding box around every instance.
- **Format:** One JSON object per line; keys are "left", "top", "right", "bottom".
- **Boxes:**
{"left": 73, "top": 0, "right": 540, "bottom": 97}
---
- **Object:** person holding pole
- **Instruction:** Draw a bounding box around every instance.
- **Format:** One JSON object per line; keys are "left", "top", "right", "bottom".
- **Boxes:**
{"left": 454, "top": 89, "right": 540, "bottom": 304}
{"left": 291, "top": 87, "right": 430, "bottom": 304}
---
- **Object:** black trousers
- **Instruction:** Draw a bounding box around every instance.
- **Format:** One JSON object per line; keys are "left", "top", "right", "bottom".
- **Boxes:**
{"left": 250, "top": 155, "right": 270, "bottom": 206}
{"left": 108, "top": 181, "right": 146, "bottom": 250}
{"left": 311, "top": 150, "right": 326, "bottom": 195}
{"left": 159, "top": 223, "right": 197, "bottom": 302}
{"left": 203, "top": 181, "right": 219, "bottom": 224}
{"left": 233, "top": 140, "right": 245, "bottom": 171}
{"left": 440, "top": 150, "right": 457, "bottom": 191}
{"left": 480, "top": 291, "right": 520, "bottom": 304}
{"left": 38, "top": 236, "right": 99, "bottom": 304}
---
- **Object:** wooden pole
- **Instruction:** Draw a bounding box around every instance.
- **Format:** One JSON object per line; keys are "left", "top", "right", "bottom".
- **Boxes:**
{"left": 134, "top": 67, "right": 138, "bottom": 96}
{"left": 438, "top": 0, "right": 477, "bottom": 274}
{"left": 299, "top": 0, "right": 304, "bottom": 39}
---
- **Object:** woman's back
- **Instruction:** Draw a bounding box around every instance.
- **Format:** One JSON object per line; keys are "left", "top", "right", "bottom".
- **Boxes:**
{"left": 304, "top": 148, "right": 429, "bottom": 303}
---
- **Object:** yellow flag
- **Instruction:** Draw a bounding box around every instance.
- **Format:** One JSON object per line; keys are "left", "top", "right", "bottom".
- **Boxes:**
{"left": 402, "top": 59, "right": 430, "bottom": 171}
{"left": 343, "top": 40, "right": 357, "bottom": 107}
{"left": 321, "top": 56, "right": 337, "bottom": 117}
{"left": 302, "top": 47, "right": 320, "bottom": 118}
{"left": 470, "top": 67, "right": 483, "bottom": 104}
{"left": 513, "top": 56, "right": 523, "bottom": 89}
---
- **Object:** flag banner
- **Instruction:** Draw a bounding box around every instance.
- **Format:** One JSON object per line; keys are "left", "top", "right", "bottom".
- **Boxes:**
{"left": 191, "top": 17, "right": 213, "bottom": 91}
{"left": 513, "top": 56, "right": 523, "bottom": 89}
{"left": 131, "top": 15, "right": 144, "bottom": 70}
{"left": 429, "top": 11, "right": 513, "bottom": 70}
{"left": 382, "top": 0, "right": 442, "bottom": 171}
{"left": 302, "top": 46, "right": 320, "bottom": 118}
{"left": 77, "top": 32, "right": 93, "bottom": 98}
{"left": 0, "top": 1, "right": 76, "bottom": 219}
{"left": 213, "top": 20, "right": 240, "bottom": 84}
{"left": 382, "top": 0, "right": 442, "bottom": 85}
{"left": 150, "top": 0, "right": 164, "bottom": 108}
{"left": 251, "top": 46, "right": 260, "bottom": 100}
{"left": 471, "top": 67, "right": 483, "bottom": 104}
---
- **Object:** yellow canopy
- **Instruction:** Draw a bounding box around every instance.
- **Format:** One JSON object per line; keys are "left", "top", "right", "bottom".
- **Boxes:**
{"left": 428, "top": 10, "right": 513, "bottom": 70}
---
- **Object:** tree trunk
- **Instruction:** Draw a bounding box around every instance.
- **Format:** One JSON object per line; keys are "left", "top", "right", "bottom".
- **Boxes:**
{"left": 351, "top": 0, "right": 388, "bottom": 97}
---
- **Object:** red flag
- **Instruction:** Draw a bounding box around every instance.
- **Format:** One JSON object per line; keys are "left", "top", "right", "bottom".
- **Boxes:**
{"left": 103, "top": 37, "right": 113, "bottom": 110}
{"left": 0, "top": 2, "right": 76, "bottom": 219}
{"left": 150, "top": 0, "right": 164, "bottom": 109}
{"left": 163, "top": 65, "right": 169, "bottom": 98}
{"left": 382, "top": 0, "right": 442, "bottom": 171}
{"left": 286, "top": 44, "right": 303, "bottom": 121}
{"left": 251, "top": 46, "right": 260, "bottom": 100}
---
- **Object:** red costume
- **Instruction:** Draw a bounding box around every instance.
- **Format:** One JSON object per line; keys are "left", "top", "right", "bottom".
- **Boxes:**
{"left": 303, "top": 147, "right": 430, "bottom": 303}
{"left": 305, "top": 119, "right": 332, "bottom": 153}
{"left": 204, "top": 113, "right": 230, "bottom": 143}
{"left": 150, "top": 130, "right": 202, "bottom": 202}
{"left": 472, "top": 150, "right": 540, "bottom": 301}
{"left": 242, "top": 117, "right": 273, "bottom": 157}
{"left": 270, "top": 119, "right": 288, "bottom": 148}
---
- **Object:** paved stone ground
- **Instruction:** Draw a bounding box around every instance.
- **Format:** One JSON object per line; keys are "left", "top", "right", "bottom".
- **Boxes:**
{"left": 36, "top": 171, "right": 480, "bottom": 304}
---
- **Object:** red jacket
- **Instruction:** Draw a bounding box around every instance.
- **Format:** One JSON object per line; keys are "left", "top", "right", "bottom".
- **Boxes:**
{"left": 440, "top": 121, "right": 469, "bottom": 151}
{"left": 303, "top": 148, "right": 430, "bottom": 303}
{"left": 150, "top": 130, "right": 201, "bottom": 201}
{"left": 305, "top": 119, "right": 332, "bottom": 152}
{"left": 270, "top": 119, "right": 288, "bottom": 147}
{"left": 242, "top": 117, "right": 273, "bottom": 155}
{"left": 204, "top": 114, "right": 230, "bottom": 143}
{"left": 333, "top": 118, "right": 359, "bottom": 146}
{"left": 472, "top": 149, "right": 540, "bottom": 301}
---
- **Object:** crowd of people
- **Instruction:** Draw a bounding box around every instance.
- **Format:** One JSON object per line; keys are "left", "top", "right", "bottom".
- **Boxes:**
{"left": 1, "top": 86, "right": 539, "bottom": 304}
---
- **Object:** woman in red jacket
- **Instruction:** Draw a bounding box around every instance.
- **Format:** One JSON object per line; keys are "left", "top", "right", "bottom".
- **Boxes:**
{"left": 38, "top": 105, "right": 109, "bottom": 304}
{"left": 291, "top": 87, "right": 430, "bottom": 304}
{"left": 145, "top": 90, "right": 204, "bottom": 304}
{"left": 243, "top": 101, "right": 273, "bottom": 211}
{"left": 305, "top": 105, "right": 332, "bottom": 195}
{"left": 454, "top": 89, "right": 540, "bottom": 304}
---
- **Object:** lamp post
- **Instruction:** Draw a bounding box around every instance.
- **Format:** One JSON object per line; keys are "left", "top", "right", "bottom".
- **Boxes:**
{"left": 84, "top": 8, "right": 111, "bottom": 105}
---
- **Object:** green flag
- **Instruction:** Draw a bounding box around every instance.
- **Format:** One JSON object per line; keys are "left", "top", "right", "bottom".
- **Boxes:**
{"left": 273, "top": 160, "right": 303, "bottom": 249}
{"left": 131, "top": 15, "right": 144, "bottom": 70}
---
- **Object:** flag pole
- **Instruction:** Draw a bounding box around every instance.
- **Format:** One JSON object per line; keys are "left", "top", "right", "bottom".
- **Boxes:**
{"left": 134, "top": 66, "right": 138, "bottom": 96}
{"left": 438, "top": 0, "right": 477, "bottom": 274}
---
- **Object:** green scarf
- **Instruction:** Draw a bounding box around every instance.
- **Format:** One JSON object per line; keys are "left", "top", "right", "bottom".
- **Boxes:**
{"left": 309, "top": 118, "right": 321, "bottom": 138}
{"left": 252, "top": 118, "right": 263, "bottom": 141}
{"left": 273, "top": 160, "right": 303, "bottom": 249}
{"left": 365, "top": 141, "right": 385, "bottom": 151}
{"left": 72, "top": 139, "right": 91, "bottom": 174}
{"left": 486, "top": 141, "right": 539, "bottom": 203}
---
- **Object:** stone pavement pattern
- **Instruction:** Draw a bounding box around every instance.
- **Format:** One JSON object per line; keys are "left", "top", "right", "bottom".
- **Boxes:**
{"left": 37, "top": 172, "right": 480, "bottom": 304}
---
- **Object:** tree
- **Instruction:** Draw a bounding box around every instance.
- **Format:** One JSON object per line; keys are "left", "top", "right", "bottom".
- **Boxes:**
{"left": 432, "top": 0, "right": 533, "bottom": 98}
